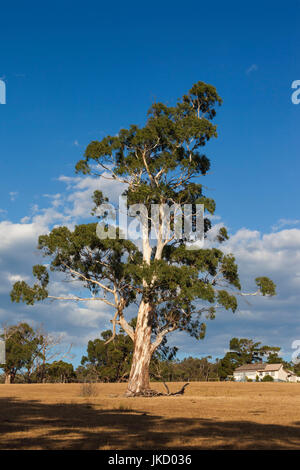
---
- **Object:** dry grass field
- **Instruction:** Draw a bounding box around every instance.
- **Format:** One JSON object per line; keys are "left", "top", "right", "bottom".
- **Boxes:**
{"left": 0, "top": 382, "right": 300, "bottom": 450}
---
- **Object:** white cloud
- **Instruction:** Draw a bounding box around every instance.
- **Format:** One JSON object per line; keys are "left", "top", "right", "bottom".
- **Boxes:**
{"left": 57, "top": 173, "right": 126, "bottom": 219}
{"left": 272, "top": 218, "right": 300, "bottom": 231}
{"left": 8, "top": 273, "right": 30, "bottom": 283}
{"left": 9, "top": 191, "right": 18, "bottom": 201}
{"left": 246, "top": 64, "right": 258, "bottom": 74}
{"left": 0, "top": 221, "right": 44, "bottom": 252}
{"left": 43, "top": 193, "right": 62, "bottom": 208}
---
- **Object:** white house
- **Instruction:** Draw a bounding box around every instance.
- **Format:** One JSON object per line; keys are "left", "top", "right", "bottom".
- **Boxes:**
{"left": 233, "top": 363, "right": 300, "bottom": 382}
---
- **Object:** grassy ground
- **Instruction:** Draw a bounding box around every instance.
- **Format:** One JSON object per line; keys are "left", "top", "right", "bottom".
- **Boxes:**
{"left": 0, "top": 382, "right": 300, "bottom": 449}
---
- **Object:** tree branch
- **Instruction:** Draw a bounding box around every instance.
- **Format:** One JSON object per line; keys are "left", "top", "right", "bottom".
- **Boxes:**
{"left": 117, "top": 315, "right": 135, "bottom": 342}
{"left": 47, "top": 295, "right": 116, "bottom": 307}
{"left": 151, "top": 324, "right": 177, "bottom": 354}
{"left": 62, "top": 263, "right": 115, "bottom": 295}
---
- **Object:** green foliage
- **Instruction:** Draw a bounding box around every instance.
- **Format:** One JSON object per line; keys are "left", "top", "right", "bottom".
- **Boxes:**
{"left": 262, "top": 374, "right": 274, "bottom": 382}
{"left": 255, "top": 277, "right": 276, "bottom": 296}
{"left": 45, "top": 360, "right": 75, "bottom": 383}
{"left": 217, "top": 227, "right": 229, "bottom": 243}
{"left": 263, "top": 350, "right": 283, "bottom": 363}
{"left": 150, "top": 355, "right": 219, "bottom": 382}
{"left": 292, "top": 363, "right": 300, "bottom": 377}
{"left": 229, "top": 337, "right": 281, "bottom": 363}
{"left": 81, "top": 328, "right": 134, "bottom": 382}
{"left": 10, "top": 276, "right": 48, "bottom": 305}
{"left": 218, "top": 353, "right": 237, "bottom": 380}
{"left": 217, "top": 290, "right": 238, "bottom": 312}
{"left": 77, "top": 82, "right": 221, "bottom": 188}
{"left": 0, "top": 323, "right": 43, "bottom": 382}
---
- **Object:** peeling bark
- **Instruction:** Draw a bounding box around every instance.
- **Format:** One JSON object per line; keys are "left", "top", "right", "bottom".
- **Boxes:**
{"left": 126, "top": 301, "right": 153, "bottom": 396}
{"left": 5, "top": 373, "right": 11, "bottom": 384}
{"left": 126, "top": 202, "right": 175, "bottom": 396}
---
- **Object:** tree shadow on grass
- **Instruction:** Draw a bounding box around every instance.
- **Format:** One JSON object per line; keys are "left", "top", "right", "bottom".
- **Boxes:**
{"left": 0, "top": 397, "right": 300, "bottom": 450}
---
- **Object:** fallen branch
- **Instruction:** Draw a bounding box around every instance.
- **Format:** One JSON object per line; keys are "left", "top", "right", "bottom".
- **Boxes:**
{"left": 170, "top": 382, "right": 190, "bottom": 396}
{"left": 127, "top": 383, "right": 190, "bottom": 397}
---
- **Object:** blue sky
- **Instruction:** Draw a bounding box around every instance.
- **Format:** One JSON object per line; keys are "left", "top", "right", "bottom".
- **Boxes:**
{"left": 0, "top": 1, "right": 299, "bottom": 366}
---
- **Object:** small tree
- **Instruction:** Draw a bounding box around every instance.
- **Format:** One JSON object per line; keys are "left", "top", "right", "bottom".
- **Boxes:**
{"left": 45, "top": 360, "right": 75, "bottom": 383}
{"left": 81, "top": 328, "right": 133, "bottom": 382}
{"left": 33, "top": 328, "right": 73, "bottom": 383}
{"left": 229, "top": 338, "right": 281, "bottom": 364}
{"left": 292, "top": 362, "right": 300, "bottom": 377}
{"left": 0, "top": 323, "right": 43, "bottom": 384}
{"left": 11, "top": 81, "right": 276, "bottom": 396}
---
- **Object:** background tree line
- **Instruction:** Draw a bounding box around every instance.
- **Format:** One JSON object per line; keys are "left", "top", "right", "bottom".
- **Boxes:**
{"left": 1, "top": 322, "right": 299, "bottom": 383}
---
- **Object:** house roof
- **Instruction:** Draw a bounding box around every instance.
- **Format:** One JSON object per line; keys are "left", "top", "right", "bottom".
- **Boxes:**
{"left": 286, "top": 370, "right": 296, "bottom": 376}
{"left": 234, "top": 363, "right": 283, "bottom": 372}
{"left": 264, "top": 364, "right": 283, "bottom": 371}
{"left": 234, "top": 363, "right": 265, "bottom": 372}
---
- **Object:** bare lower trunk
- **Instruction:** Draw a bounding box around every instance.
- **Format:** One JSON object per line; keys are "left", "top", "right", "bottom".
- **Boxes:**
{"left": 5, "top": 372, "right": 12, "bottom": 384}
{"left": 126, "top": 301, "right": 153, "bottom": 396}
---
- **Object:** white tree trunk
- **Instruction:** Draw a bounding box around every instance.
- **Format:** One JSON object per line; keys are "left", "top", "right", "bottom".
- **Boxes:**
{"left": 5, "top": 372, "right": 12, "bottom": 384}
{"left": 125, "top": 203, "right": 166, "bottom": 396}
{"left": 126, "top": 301, "right": 153, "bottom": 396}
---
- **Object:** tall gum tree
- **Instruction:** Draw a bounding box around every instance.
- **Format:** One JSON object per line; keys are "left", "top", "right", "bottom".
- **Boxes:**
{"left": 11, "top": 82, "right": 276, "bottom": 396}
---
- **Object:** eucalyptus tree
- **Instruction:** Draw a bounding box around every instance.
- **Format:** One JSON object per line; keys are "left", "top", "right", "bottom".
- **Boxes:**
{"left": 0, "top": 323, "right": 43, "bottom": 384}
{"left": 11, "top": 81, "right": 276, "bottom": 396}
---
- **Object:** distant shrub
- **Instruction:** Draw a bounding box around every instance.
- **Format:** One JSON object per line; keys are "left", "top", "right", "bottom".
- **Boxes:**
{"left": 246, "top": 377, "right": 253, "bottom": 382}
{"left": 255, "top": 375, "right": 260, "bottom": 382}
{"left": 80, "top": 382, "right": 98, "bottom": 397}
{"left": 262, "top": 374, "right": 274, "bottom": 382}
